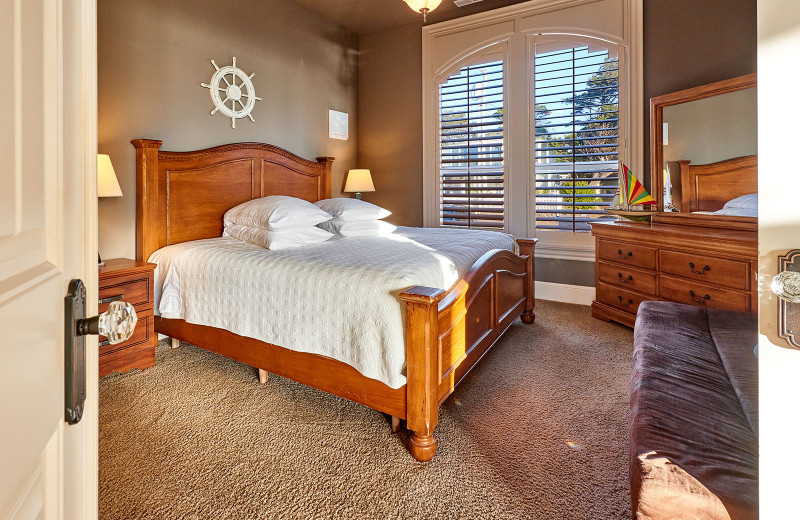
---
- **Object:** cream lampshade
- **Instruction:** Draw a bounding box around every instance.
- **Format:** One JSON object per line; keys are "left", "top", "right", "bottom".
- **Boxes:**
{"left": 344, "top": 169, "right": 375, "bottom": 200}
{"left": 97, "top": 154, "right": 122, "bottom": 266}
{"left": 97, "top": 154, "right": 123, "bottom": 198}
{"left": 401, "top": 0, "right": 442, "bottom": 22}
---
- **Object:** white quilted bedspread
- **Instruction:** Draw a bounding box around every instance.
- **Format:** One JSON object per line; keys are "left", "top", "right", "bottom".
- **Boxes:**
{"left": 150, "top": 226, "right": 515, "bottom": 389}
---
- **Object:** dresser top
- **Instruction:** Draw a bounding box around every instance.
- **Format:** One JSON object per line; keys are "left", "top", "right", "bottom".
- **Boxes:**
{"left": 590, "top": 221, "right": 757, "bottom": 257}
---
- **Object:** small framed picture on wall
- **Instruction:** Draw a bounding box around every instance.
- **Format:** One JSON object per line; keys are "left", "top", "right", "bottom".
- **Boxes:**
{"left": 329, "top": 110, "right": 349, "bottom": 140}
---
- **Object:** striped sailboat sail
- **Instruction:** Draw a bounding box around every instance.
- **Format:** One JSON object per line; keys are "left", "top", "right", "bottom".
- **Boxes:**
{"left": 623, "top": 165, "right": 656, "bottom": 205}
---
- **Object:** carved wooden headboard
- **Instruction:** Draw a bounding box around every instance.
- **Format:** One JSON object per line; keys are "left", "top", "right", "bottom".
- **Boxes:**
{"left": 677, "top": 154, "right": 757, "bottom": 213}
{"left": 132, "top": 139, "right": 334, "bottom": 261}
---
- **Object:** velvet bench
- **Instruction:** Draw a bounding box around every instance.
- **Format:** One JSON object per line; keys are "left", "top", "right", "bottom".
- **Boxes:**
{"left": 631, "top": 301, "right": 758, "bottom": 520}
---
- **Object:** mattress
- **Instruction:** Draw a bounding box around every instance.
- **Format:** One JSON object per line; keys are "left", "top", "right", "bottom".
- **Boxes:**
{"left": 150, "top": 226, "right": 516, "bottom": 389}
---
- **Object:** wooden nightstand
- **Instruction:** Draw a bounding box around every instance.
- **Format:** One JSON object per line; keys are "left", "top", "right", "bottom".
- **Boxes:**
{"left": 98, "top": 258, "right": 157, "bottom": 377}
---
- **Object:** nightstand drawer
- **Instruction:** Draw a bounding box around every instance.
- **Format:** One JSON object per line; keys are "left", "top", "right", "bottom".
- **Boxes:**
{"left": 598, "top": 240, "right": 657, "bottom": 270}
{"left": 598, "top": 262, "right": 657, "bottom": 295}
{"left": 660, "top": 250, "right": 749, "bottom": 290}
{"left": 99, "top": 315, "right": 153, "bottom": 356}
{"left": 99, "top": 276, "right": 152, "bottom": 312}
{"left": 660, "top": 275, "right": 749, "bottom": 312}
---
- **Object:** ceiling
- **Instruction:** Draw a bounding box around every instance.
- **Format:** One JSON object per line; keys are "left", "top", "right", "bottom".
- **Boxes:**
{"left": 292, "top": 0, "right": 529, "bottom": 35}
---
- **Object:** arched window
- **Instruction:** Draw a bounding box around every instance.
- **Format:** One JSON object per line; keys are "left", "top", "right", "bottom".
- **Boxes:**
{"left": 532, "top": 37, "right": 621, "bottom": 233}
{"left": 423, "top": 0, "right": 642, "bottom": 261}
{"left": 437, "top": 50, "right": 505, "bottom": 228}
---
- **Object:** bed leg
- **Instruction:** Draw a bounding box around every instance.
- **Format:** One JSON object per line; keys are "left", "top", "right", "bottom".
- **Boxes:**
{"left": 390, "top": 416, "right": 400, "bottom": 433}
{"left": 409, "top": 432, "right": 437, "bottom": 461}
{"left": 517, "top": 238, "right": 538, "bottom": 324}
{"left": 171, "top": 337, "right": 179, "bottom": 349}
{"left": 400, "top": 286, "right": 445, "bottom": 462}
{"left": 258, "top": 369, "right": 269, "bottom": 384}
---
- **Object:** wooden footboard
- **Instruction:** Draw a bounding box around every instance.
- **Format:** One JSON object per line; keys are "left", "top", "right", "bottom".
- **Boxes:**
{"left": 399, "top": 238, "right": 536, "bottom": 461}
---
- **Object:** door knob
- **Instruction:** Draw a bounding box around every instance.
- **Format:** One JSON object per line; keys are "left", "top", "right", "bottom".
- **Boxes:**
{"left": 64, "top": 280, "right": 137, "bottom": 425}
{"left": 78, "top": 300, "right": 138, "bottom": 344}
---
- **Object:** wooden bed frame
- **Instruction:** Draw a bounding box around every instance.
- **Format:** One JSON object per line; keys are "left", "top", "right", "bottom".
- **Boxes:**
{"left": 132, "top": 139, "right": 536, "bottom": 461}
{"left": 677, "top": 154, "right": 757, "bottom": 213}
{"left": 653, "top": 154, "right": 757, "bottom": 231}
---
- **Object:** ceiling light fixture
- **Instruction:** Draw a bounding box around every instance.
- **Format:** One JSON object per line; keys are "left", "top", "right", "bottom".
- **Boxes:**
{"left": 402, "top": 0, "right": 443, "bottom": 22}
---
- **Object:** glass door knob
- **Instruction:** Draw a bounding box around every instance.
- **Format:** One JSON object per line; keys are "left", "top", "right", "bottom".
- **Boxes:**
{"left": 77, "top": 300, "right": 138, "bottom": 344}
{"left": 772, "top": 271, "right": 800, "bottom": 303}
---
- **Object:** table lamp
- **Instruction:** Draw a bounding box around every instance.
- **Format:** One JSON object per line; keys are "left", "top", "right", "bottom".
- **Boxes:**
{"left": 98, "top": 154, "right": 122, "bottom": 266}
{"left": 344, "top": 169, "right": 374, "bottom": 200}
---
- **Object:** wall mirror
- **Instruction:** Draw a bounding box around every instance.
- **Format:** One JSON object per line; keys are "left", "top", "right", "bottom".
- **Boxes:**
{"left": 650, "top": 74, "right": 757, "bottom": 228}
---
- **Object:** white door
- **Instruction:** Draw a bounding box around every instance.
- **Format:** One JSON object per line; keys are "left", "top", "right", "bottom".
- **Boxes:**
{"left": 757, "top": 0, "right": 800, "bottom": 516}
{"left": 0, "top": 1, "right": 98, "bottom": 519}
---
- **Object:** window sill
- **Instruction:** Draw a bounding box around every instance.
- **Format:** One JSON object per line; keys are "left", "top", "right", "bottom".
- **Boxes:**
{"left": 533, "top": 241, "right": 596, "bottom": 262}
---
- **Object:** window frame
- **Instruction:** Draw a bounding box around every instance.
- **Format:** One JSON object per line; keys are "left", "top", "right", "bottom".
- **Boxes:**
{"left": 422, "top": 0, "right": 643, "bottom": 261}
{"left": 528, "top": 34, "right": 630, "bottom": 258}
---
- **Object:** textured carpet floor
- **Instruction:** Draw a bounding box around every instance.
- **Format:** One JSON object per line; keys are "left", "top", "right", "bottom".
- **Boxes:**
{"left": 99, "top": 300, "right": 633, "bottom": 519}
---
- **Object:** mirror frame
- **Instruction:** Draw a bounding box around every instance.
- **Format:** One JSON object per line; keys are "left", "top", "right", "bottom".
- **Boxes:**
{"left": 649, "top": 73, "right": 757, "bottom": 210}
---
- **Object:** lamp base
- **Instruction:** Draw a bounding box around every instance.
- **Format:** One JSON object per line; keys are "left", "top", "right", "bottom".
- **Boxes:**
{"left": 354, "top": 192, "right": 362, "bottom": 200}
{"left": 98, "top": 252, "right": 105, "bottom": 268}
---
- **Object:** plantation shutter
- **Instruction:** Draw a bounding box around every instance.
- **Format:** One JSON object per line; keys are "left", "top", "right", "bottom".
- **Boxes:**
{"left": 438, "top": 60, "right": 505, "bottom": 229}
{"left": 533, "top": 40, "right": 619, "bottom": 232}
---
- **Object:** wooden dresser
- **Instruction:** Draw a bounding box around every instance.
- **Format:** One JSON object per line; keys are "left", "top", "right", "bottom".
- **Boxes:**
{"left": 590, "top": 221, "right": 758, "bottom": 328}
{"left": 98, "top": 258, "right": 157, "bottom": 377}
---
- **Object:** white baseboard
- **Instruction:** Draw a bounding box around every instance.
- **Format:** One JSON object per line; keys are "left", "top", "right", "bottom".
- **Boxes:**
{"left": 535, "top": 281, "right": 595, "bottom": 306}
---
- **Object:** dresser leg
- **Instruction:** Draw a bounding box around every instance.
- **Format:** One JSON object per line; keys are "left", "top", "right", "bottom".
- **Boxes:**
{"left": 171, "top": 337, "right": 179, "bottom": 349}
{"left": 258, "top": 369, "right": 269, "bottom": 384}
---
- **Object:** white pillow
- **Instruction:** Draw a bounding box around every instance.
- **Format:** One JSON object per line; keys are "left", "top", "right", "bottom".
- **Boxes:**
{"left": 224, "top": 223, "right": 333, "bottom": 250}
{"left": 723, "top": 193, "right": 758, "bottom": 210}
{"left": 318, "top": 219, "right": 397, "bottom": 237}
{"left": 224, "top": 195, "right": 332, "bottom": 230}
{"left": 314, "top": 198, "right": 391, "bottom": 221}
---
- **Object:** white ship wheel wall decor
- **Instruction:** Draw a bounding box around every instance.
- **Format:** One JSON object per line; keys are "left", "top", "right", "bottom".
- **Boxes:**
{"left": 201, "top": 57, "right": 262, "bottom": 128}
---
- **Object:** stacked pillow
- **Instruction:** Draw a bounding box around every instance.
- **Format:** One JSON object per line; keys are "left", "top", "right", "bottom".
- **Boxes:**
{"left": 314, "top": 198, "right": 396, "bottom": 237}
{"left": 223, "top": 195, "right": 334, "bottom": 250}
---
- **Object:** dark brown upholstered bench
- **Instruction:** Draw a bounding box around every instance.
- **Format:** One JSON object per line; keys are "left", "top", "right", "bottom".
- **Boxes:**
{"left": 631, "top": 301, "right": 758, "bottom": 520}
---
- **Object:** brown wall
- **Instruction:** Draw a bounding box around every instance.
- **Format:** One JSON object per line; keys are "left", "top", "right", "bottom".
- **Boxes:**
{"left": 643, "top": 0, "right": 757, "bottom": 183}
{"left": 358, "top": 23, "right": 424, "bottom": 226}
{"left": 98, "top": 0, "right": 359, "bottom": 259}
{"left": 357, "top": 0, "right": 757, "bottom": 286}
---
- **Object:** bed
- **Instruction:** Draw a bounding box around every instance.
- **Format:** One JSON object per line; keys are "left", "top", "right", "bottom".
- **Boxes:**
{"left": 655, "top": 154, "right": 758, "bottom": 231}
{"left": 132, "top": 139, "right": 536, "bottom": 461}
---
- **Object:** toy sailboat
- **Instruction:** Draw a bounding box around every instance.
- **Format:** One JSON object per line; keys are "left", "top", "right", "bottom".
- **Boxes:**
{"left": 605, "top": 164, "right": 659, "bottom": 221}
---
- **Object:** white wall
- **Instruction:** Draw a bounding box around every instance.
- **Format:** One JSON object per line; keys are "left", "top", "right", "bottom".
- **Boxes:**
{"left": 757, "top": 0, "right": 800, "bottom": 516}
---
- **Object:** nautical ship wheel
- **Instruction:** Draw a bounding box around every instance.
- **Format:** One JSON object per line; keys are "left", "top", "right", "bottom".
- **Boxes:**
{"left": 201, "top": 57, "right": 262, "bottom": 128}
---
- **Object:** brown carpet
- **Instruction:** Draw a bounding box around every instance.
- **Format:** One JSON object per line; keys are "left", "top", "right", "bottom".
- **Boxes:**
{"left": 99, "top": 300, "right": 633, "bottom": 519}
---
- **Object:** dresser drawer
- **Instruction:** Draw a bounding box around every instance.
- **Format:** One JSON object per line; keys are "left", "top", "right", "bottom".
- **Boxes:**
{"left": 598, "top": 240, "right": 657, "bottom": 270}
{"left": 660, "top": 250, "right": 749, "bottom": 290}
{"left": 597, "top": 262, "right": 658, "bottom": 295}
{"left": 597, "top": 282, "right": 655, "bottom": 316}
{"left": 99, "top": 275, "right": 152, "bottom": 312}
{"left": 99, "top": 315, "right": 154, "bottom": 356}
{"left": 660, "top": 275, "right": 749, "bottom": 312}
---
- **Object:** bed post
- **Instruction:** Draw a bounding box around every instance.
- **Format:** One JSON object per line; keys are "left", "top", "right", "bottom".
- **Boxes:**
{"left": 131, "top": 139, "right": 163, "bottom": 261}
{"left": 399, "top": 286, "right": 445, "bottom": 462}
{"left": 517, "top": 238, "right": 538, "bottom": 324}
{"left": 315, "top": 156, "right": 334, "bottom": 199}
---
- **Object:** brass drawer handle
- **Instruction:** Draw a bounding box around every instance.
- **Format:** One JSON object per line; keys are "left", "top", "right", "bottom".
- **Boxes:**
{"left": 618, "top": 273, "right": 633, "bottom": 284}
{"left": 617, "top": 295, "right": 634, "bottom": 308}
{"left": 618, "top": 249, "right": 633, "bottom": 260}
{"left": 689, "top": 290, "right": 711, "bottom": 304}
{"left": 99, "top": 294, "right": 124, "bottom": 305}
{"left": 688, "top": 262, "right": 711, "bottom": 275}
